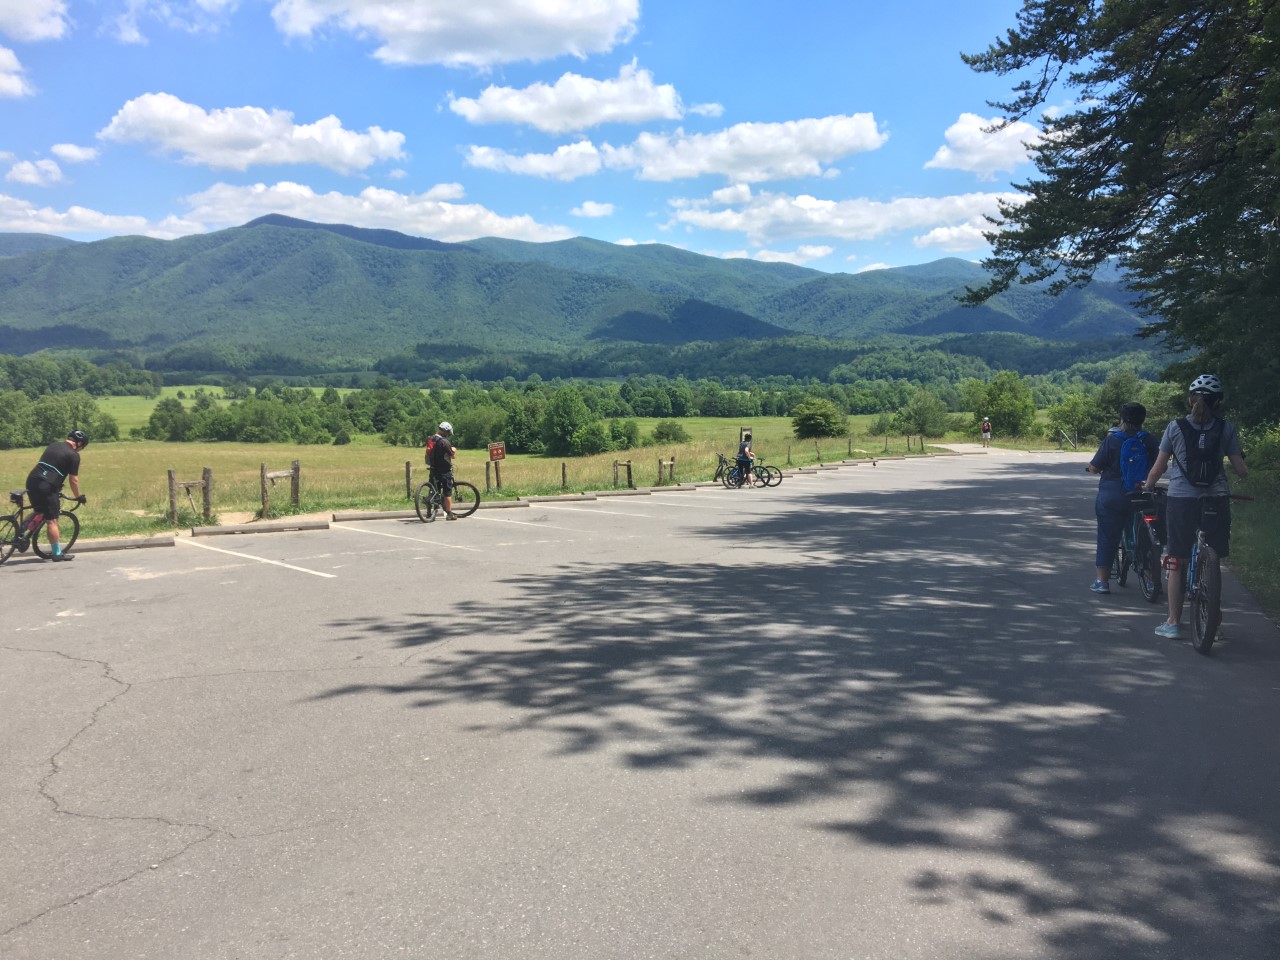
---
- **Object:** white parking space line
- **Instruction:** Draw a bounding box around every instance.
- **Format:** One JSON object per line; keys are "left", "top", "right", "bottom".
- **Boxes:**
{"left": 331, "top": 523, "right": 483, "bottom": 552}
{"left": 639, "top": 495, "right": 763, "bottom": 511}
{"left": 538, "top": 504, "right": 657, "bottom": 518}
{"left": 178, "top": 538, "right": 338, "bottom": 578}
{"left": 473, "top": 514, "right": 578, "bottom": 530}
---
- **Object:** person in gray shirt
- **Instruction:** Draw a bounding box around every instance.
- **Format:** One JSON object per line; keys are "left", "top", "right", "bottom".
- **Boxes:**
{"left": 1141, "top": 374, "right": 1248, "bottom": 639}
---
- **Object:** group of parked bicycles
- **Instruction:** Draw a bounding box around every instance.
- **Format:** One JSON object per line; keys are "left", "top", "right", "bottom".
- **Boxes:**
{"left": 714, "top": 453, "right": 783, "bottom": 489}
{"left": 1112, "top": 485, "right": 1250, "bottom": 655}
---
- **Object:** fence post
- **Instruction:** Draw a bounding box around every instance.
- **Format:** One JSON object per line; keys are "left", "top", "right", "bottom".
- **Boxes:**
{"left": 562, "top": 462, "right": 568, "bottom": 490}
{"left": 669, "top": 454, "right": 676, "bottom": 482}
{"left": 167, "top": 469, "right": 178, "bottom": 525}
{"left": 290, "top": 460, "right": 300, "bottom": 508}
{"left": 202, "top": 466, "right": 213, "bottom": 523}
{"left": 626, "top": 461, "right": 634, "bottom": 489}
{"left": 261, "top": 463, "right": 269, "bottom": 517}
{"left": 613, "top": 460, "right": 619, "bottom": 487}
{"left": 787, "top": 444, "right": 792, "bottom": 465}
{"left": 657, "top": 458, "right": 663, "bottom": 485}
{"left": 405, "top": 461, "right": 413, "bottom": 499}
{"left": 486, "top": 461, "right": 492, "bottom": 493}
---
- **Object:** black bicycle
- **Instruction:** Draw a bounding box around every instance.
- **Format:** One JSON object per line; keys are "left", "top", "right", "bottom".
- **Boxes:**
{"left": 413, "top": 475, "right": 480, "bottom": 522}
{"left": 1, "top": 491, "right": 84, "bottom": 563}
{"left": 1179, "top": 492, "right": 1251, "bottom": 656}
{"left": 1111, "top": 492, "right": 1162, "bottom": 603}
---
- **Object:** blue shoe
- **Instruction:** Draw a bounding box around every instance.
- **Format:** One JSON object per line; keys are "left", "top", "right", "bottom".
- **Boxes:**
{"left": 1090, "top": 579, "right": 1110, "bottom": 594}
{"left": 1154, "top": 622, "right": 1180, "bottom": 639}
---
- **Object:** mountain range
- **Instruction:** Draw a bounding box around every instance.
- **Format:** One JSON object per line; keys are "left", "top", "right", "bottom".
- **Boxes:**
{"left": 0, "top": 215, "right": 1145, "bottom": 374}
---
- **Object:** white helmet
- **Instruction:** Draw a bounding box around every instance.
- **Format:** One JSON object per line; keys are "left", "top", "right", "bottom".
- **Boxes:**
{"left": 438, "top": 421, "right": 452, "bottom": 433}
{"left": 1188, "top": 374, "right": 1223, "bottom": 396}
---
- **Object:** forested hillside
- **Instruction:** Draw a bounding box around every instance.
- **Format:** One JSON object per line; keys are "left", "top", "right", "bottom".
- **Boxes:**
{"left": 0, "top": 217, "right": 1149, "bottom": 377}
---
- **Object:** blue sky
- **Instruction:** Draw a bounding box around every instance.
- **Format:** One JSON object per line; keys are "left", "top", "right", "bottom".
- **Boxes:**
{"left": 0, "top": 0, "right": 1046, "bottom": 272}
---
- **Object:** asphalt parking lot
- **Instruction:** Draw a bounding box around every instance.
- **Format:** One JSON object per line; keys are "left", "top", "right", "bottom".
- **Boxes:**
{"left": 3, "top": 452, "right": 1279, "bottom": 960}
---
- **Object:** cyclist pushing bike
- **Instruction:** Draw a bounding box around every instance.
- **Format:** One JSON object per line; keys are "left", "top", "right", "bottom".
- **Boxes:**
{"left": 16, "top": 429, "right": 89, "bottom": 562}
{"left": 425, "top": 421, "right": 460, "bottom": 521}
{"left": 1085, "top": 401, "right": 1159, "bottom": 594}
{"left": 1141, "top": 375, "right": 1248, "bottom": 639}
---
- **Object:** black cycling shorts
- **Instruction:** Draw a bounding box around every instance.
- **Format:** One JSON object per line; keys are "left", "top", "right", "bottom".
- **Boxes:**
{"left": 1165, "top": 495, "right": 1230, "bottom": 559}
{"left": 25, "top": 479, "right": 62, "bottom": 519}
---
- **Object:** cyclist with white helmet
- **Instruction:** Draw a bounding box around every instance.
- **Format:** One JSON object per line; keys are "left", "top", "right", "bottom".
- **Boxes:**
{"left": 425, "top": 421, "right": 459, "bottom": 520}
{"left": 1141, "top": 375, "right": 1248, "bottom": 638}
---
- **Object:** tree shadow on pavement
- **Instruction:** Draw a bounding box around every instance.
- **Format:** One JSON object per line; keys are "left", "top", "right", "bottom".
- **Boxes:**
{"left": 318, "top": 459, "right": 1280, "bottom": 959}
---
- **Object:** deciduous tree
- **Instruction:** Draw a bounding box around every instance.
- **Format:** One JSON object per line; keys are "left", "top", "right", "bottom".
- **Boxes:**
{"left": 964, "top": 0, "right": 1280, "bottom": 425}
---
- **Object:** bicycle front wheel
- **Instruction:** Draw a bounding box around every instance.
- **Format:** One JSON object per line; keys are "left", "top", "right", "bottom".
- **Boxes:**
{"left": 763, "top": 466, "right": 783, "bottom": 486}
{"left": 1137, "top": 522, "right": 1162, "bottom": 603}
{"left": 32, "top": 511, "right": 78, "bottom": 559}
{"left": 414, "top": 481, "right": 439, "bottom": 522}
{"left": 0, "top": 515, "right": 18, "bottom": 564}
{"left": 449, "top": 481, "right": 481, "bottom": 519}
{"left": 1190, "top": 544, "right": 1222, "bottom": 656}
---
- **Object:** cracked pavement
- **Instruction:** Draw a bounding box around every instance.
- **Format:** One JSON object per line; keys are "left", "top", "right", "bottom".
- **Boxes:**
{"left": 3, "top": 454, "right": 1279, "bottom": 959}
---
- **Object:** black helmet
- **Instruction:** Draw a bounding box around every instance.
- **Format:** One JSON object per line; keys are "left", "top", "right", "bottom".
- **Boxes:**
{"left": 68, "top": 429, "right": 89, "bottom": 448}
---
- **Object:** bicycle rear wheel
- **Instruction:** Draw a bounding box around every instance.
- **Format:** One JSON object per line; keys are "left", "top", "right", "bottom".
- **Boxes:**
{"left": 414, "top": 481, "right": 439, "bottom": 522}
{"left": 1114, "top": 541, "right": 1129, "bottom": 587}
{"left": 32, "top": 511, "right": 78, "bottom": 559}
{"left": 0, "top": 515, "right": 18, "bottom": 564}
{"left": 449, "top": 481, "right": 481, "bottom": 519}
{"left": 763, "top": 466, "right": 782, "bottom": 486}
{"left": 1190, "top": 544, "right": 1222, "bottom": 655}
{"left": 1137, "top": 522, "right": 1162, "bottom": 603}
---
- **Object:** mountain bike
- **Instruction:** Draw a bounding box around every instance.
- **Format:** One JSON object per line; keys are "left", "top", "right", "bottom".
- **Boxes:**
{"left": 413, "top": 475, "right": 480, "bottom": 522}
{"left": 713, "top": 453, "right": 732, "bottom": 483}
{"left": 1177, "top": 492, "right": 1252, "bottom": 656}
{"left": 752, "top": 457, "right": 783, "bottom": 487}
{"left": 1111, "top": 492, "right": 1162, "bottom": 602}
{"left": 1, "top": 491, "right": 84, "bottom": 563}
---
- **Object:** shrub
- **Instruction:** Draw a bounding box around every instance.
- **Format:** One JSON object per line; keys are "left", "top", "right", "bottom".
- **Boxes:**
{"left": 652, "top": 420, "right": 690, "bottom": 443}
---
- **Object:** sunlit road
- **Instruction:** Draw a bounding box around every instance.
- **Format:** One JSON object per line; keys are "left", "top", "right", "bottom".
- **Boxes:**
{"left": 3, "top": 452, "right": 1278, "bottom": 959}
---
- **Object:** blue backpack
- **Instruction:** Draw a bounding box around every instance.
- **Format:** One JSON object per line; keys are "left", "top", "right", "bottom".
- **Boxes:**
{"left": 1115, "top": 429, "right": 1150, "bottom": 493}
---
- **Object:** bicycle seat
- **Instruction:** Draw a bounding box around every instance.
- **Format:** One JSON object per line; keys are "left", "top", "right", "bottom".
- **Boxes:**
{"left": 9, "top": 490, "right": 24, "bottom": 506}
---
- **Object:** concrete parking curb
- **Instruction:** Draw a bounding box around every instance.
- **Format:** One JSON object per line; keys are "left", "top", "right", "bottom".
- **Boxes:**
{"left": 191, "top": 519, "right": 330, "bottom": 537}
{"left": 72, "top": 535, "right": 176, "bottom": 553}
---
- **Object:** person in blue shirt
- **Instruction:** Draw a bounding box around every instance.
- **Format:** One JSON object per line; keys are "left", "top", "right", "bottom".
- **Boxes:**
{"left": 1085, "top": 402, "right": 1158, "bottom": 594}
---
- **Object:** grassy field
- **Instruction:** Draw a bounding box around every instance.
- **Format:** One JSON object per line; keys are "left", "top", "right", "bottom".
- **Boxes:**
{"left": 0, "top": 416, "right": 954, "bottom": 535}
{"left": 9, "top": 404, "right": 1276, "bottom": 620}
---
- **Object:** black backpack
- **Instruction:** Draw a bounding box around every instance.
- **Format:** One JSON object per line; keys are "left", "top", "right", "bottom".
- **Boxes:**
{"left": 1174, "top": 418, "right": 1226, "bottom": 488}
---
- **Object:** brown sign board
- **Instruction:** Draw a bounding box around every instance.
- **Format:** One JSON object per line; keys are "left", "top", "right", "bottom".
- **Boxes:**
{"left": 488, "top": 441, "right": 507, "bottom": 462}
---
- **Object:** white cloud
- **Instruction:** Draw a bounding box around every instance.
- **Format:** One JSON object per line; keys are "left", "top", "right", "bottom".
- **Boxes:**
{"left": 687, "top": 102, "right": 724, "bottom": 118}
{"left": 616, "top": 237, "right": 637, "bottom": 246}
{"left": 181, "top": 180, "right": 573, "bottom": 242}
{"left": 98, "top": 93, "right": 405, "bottom": 173}
{"left": 750, "top": 245, "right": 833, "bottom": 266}
{"left": 51, "top": 143, "right": 98, "bottom": 162}
{"left": 6, "top": 158, "right": 63, "bottom": 185}
{"left": 449, "top": 60, "right": 682, "bottom": 133}
{"left": 0, "top": 192, "right": 202, "bottom": 239}
{"left": 467, "top": 114, "right": 887, "bottom": 185}
{"left": 855, "top": 263, "right": 892, "bottom": 274}
{"left": 0, "top": 45, "right": 33, "bottom": 97}
{"left": 110, "top": 0, "right": 242, "bottom": 44}
{"left": 602, "top": 114, "right": 887, "bottom": 182}
{"left": 719, "top": 245, "right": 831, "bottom": 266}
{"left": 912, "top": 221, "right": 991, "bottom": 252}
{"left": 670, "top": 187, "right": 1017, "bottom": 246}
{"left": 711, "top": 183, "right": 751, "bottom": 204}
{"left": 270, "top": 0, "right": 639, "bottom": 68}
{"left": 465, "top": 140, "right": 601, "bottom": 181}
{"left": 571, "top": 200, "right": 613, "bottom": 218}
{"left": 925, "top": 113, "right": 1041, "bottom": 180}
{"left": 0, "top": 0, "right": 70, "bottom": 41}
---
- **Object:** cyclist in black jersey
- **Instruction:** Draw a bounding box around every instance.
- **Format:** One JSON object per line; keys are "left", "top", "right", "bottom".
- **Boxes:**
{"left": 18, "top": 429, "right": 88, "bottom": 561}
{"left": 425, "top": 421, "right": 459, "bottom": 520}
